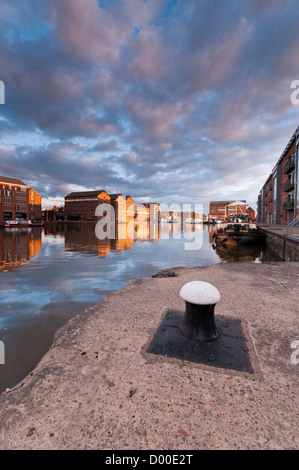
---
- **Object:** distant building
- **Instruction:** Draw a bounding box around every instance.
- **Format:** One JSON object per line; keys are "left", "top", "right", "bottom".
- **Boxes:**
{"left": 0, "top": 175, "right": 29, "bottom": 221}
{"left": 64, "top": 190, "right": 111, "bottom": 221}
{"left": 64, "top": 190, "right": 161, "bottom": 225}
{"left": 134, "top": 203, "right": 150, "bottom": 223}
{"left": 134, "top": 202, "right": 161, "bottom": 223}
{"left": 144, "top": 203, "right": 161, "bottom": 222}
{"left": 247, "top": 207, "right": 256, "bottom": 221}
{"left": 29, "top": 188, "right": 42, "bottom": 221}
{"left": 257, "top": 125, "right": 299, "bottom": 225}
{"left": 126, "top": 196, "right": 135, "bottom": 223}
{"left": 209, "top": 200, "right": 247, "bottom": 220}
{"left": 109, "top": 194, "right": 127, "bottom": 223}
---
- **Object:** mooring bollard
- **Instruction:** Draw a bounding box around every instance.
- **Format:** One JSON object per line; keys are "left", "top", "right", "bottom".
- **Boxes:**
{"left": 179, "top": 281, "right": 221, "bottom": 342}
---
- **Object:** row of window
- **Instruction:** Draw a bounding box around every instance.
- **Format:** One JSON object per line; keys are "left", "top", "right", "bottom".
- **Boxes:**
{"left": 2, "top": 205, "right": 28, "bottom": 210}
{"left": 1, "top": 197, "right": 28, "bottom": 203}
{"left": 1, "top": 185, "right": 27, "bottom": 191}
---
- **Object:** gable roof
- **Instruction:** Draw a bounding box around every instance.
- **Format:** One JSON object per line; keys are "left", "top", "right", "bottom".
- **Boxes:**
{"left": 65, "top": 190, "right": 108, "bottom": 198}
{"left": 109, "top": 193, "right": 124, "bottom": 200}
{"left": 0, "top": 175, "right": 28, "bottom": 187}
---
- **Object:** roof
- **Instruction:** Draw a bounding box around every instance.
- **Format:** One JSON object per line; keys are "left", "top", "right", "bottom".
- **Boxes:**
{"left": 227, "top": 200, "right": 248, "bottom": 207}
{"left": 65, "top": 190, "right": 108, "bottom": 198}
{"left": 278, "top": 124, "right": 299, "bottom": 164}
{"left": 210, "top": 200, "right": 244, "bottom": 205}
{"left": 0, "top": 175, "right": 28, "bottom": 187}
{"left": 109, "top": 193, "right": 124, "bottom": 200}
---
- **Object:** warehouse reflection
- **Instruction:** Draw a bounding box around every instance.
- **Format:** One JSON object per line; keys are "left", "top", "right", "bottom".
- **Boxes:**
{"left": 0, "top": 228, "right": 42, "bottom": 271}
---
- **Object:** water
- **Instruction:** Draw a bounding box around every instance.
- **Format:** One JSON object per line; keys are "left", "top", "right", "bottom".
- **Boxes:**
{"left": 0, "top": 222, "right": 275, "bottom": 392}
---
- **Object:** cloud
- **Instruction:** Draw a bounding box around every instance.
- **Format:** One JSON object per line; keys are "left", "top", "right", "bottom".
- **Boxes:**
{"left": 0, "top": 0, "right": 299, "bottom": 212}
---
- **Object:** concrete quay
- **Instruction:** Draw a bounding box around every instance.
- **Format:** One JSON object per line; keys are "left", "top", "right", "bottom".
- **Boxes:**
{"left": 0, "top": 261, "right": 298, "bottom": 450}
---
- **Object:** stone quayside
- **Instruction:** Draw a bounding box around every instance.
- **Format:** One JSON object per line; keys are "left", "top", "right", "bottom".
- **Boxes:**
{"left": 0, "top": 262, "right": 298, "bottom": 450}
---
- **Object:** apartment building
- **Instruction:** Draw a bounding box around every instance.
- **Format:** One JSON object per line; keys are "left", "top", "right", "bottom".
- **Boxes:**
{"left": 0, "top": 175, "right": 29, "bottom": 221}
{"left": 257, "top": 125, "right": 299, "bottom": 224}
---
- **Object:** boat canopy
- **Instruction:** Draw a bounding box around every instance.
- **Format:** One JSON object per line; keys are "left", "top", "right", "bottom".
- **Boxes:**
{"left": 227, "top": 201, "right": 249, "bottom": 207}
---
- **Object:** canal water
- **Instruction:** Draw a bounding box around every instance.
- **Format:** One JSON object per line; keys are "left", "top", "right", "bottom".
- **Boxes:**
{"left": 0, "top": 222, "right": 276, "bottom": 392}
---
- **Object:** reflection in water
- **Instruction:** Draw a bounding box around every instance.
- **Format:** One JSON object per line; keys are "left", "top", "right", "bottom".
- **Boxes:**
{"left": 0, "top": 222, "right": 278, "bottom": 271}
{"left": 213, "top": 242, "right": 264, "bottom": 262}
{"left": 0, "top": 222, "right": 278, "bottom": 392}
{"left": 207, "top": 223, "right": 279, "bottom": 262}
{"left": 43, "top": 222, "right": 161, "bottom": 258}
{"left": 0, "top": 228, "right": 42, "bottom": 271}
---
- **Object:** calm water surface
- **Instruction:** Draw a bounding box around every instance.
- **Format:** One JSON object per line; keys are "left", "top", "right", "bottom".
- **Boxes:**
{"left": 0, "top": 222, "right": 275, "bottom": 392}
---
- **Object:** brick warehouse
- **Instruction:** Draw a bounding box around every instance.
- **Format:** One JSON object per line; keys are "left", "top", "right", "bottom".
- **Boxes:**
{"left": 209, "top": 200, "right": 247, "bottom": 220}
{"left": 29, "top": 188, "right": 42, "bottom": 221}
{"left": 0, "top": 175, "right": 29, "bottom": 221}
{"left": 64, "top": 190, "right": 111, "bottom": 221}
{"left": 109, "top": 194, "right": 127, "bottom": 223}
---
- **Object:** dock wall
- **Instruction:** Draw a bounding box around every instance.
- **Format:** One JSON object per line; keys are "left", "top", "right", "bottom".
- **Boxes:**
{"left": 258, "top": 227, "right": 299, "bottom": 261}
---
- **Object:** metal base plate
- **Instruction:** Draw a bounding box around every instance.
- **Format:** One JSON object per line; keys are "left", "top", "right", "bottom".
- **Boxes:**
{"left": 147, "top": 310, "right": 255, "bottom": 374}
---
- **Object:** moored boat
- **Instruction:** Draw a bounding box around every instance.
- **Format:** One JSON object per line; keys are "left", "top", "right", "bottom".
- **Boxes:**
{"left": 1, "top": 220, "right": 44, "bottom": 229}
{"left": 212, "top": 222, "right": 265, "bottom": 246}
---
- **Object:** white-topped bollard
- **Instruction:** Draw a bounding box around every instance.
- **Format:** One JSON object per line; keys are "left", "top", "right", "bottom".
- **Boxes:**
{"left": 179, "top": 281, "right": 221, "bottom": 342}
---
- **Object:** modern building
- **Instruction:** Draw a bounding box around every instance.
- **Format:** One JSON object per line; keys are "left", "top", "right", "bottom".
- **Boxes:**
{"left": 29, "top": 188, "right": 42, "bottom": 221}
{"left": 0, "top": 175, "right": 29, "bottom": 221}
{"left": 257, "top": 125, "right": 299, "bottom": 225}
{"left": 64, "top": 190, "right": 111, "bottom": 221}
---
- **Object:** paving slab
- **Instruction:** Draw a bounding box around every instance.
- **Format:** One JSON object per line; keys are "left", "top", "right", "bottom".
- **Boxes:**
{"left": 0, "top": 261, "right": 298, "bottom": 450}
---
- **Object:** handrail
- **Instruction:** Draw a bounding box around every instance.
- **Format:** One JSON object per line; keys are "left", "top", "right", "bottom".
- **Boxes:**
{"left": 286, "top": 216, "right": 299, "bottom": 237}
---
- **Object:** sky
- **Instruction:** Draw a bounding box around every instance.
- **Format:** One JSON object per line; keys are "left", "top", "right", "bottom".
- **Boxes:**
{"left": 0, "top": 0, "right": 299, "bottom": 213}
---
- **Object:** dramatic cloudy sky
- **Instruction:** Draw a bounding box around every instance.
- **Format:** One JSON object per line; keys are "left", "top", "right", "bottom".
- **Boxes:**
{"left": 0, "top": 0, "right": 299, "bottom": 213}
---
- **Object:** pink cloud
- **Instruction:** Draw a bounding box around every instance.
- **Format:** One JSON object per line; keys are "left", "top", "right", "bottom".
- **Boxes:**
{"left": 48, "top": 0, "right": 130, "bottom": 65}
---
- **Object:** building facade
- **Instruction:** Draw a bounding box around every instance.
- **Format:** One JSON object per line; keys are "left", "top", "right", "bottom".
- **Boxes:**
{"left": 64, "top": 191, "right": 162, "bottom": 226}
{"left": 64, "top": 190, "right": 111, "bottom": 221}
{"left": 29, "top": 188, "right": 42, "bottom": 221}
{"left": 126, "top": 196, "right": 135, "bottom": 223}
{"left": 209, "top": 200, "right": 247, "bottom": 220}
{"left": 109, "top": 194, "right": 127, "bottom": 223}
{"left": 0, "top": 175, "right": 29, "bottom": 221}
{"left": 257, "top": 125, "right": 299, "bottom": 225}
